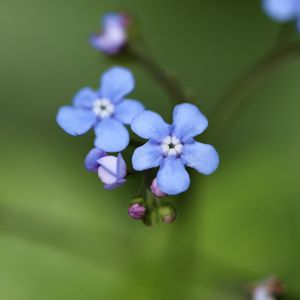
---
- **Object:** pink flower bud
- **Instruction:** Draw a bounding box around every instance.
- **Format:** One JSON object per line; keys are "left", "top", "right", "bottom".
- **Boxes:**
{"left": 128, "top": 203, "right": 146, "bottom": 220}
{"left": 151, "top": 178, "right": 167, "bottom": 198}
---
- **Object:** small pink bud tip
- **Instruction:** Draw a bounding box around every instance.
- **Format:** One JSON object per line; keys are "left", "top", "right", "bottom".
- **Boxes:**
{"left": 150, "top": 178, "right": 167, "bottom": 198}
{"left": 158, "top": 205, "right": 176, "bottom": 224}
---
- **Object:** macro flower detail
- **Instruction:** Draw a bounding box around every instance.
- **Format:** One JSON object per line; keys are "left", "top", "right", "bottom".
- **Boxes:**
{"left": 262, "top": 0, "right": 300, "bottom": 31}
{"left": 90, "top": 12, "right": 131, "bottom": 55}
{"left": 131, "top": 103, "right": 219, "bottom": 195}
{"left": 56, "top": 67, "right": 144, "bottom": 152}
{"left": 98, "top": 153, "right": 127, "bottom": 190}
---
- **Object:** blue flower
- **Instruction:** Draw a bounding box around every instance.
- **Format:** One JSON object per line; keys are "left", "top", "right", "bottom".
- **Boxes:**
{"left": 131, "top": 103, "right": 219, "bottom": 195}
{"left": 56, "top": 67, "right": 144, "bottom": 152}
{"left": 90, "top": 13, "right": 130, "bottom": 55}
{"left": 262, "top": 0, "right": 300, "bottom": 31}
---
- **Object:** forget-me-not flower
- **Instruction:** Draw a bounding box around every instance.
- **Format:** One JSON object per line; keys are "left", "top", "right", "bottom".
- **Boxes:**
{"left": 131, "top": 103, "right": 219, "bottom": 195}
{"left": 263, "top": 0, "right": 300, "bottom": 31}
{"left": 56, "top": 67, "right": 144, "bottom": 152}
{"left": 90, "top": 13, "right": 130, "bottom": 55}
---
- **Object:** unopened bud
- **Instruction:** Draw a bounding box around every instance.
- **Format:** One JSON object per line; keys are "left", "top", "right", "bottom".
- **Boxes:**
{"left": 128, "top": 203, "right": 146, "bottom": 220}
{"left": 151, "top": 178, "right": 167, "bottom": 198}
{"left": 158, "top": 205, "right": 176, "bottom": 224}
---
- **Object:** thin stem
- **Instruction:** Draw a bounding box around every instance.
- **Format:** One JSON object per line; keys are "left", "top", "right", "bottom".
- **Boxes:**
{"left": 127, "top": 170, "right": 138, "bottom": 177}
{"left": 127, "top": 44, "right": 190, "bottom": 104}
{"left": 129, "top": 138, "right": 143, "bottom": 148}
{"left": 207, "top": 40, "right": 300, "bottom": 144}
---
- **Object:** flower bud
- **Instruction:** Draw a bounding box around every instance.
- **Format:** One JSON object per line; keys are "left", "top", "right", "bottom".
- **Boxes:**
{"left": 128, "top": 203, "right": 146, "bottom": 220}
{"left": 158, "top": 205, "right": 176, "bottom": 224}
{"left": 90, "top": 12, "right": 132, "bottom": 56}
{"left": 84, "top": 148, "right": 106, "bottom": 172}
{"left": 98, "top": 153, "right": 127, "bottom": 190}
{"left": 150, "top": 178, "right": 167, "bottom": 198}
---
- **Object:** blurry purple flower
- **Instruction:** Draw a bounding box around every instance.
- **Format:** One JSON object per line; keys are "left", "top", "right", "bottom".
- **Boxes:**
{"left": 98, "top": 153, "right": 127, "bottom": 190}
{"left": 262, "top": 0, "right": 300, "bottom": 31}
{"left": 56, "top": 67, "right": 144, "bottom": 152}
{"left": 128, "top": 203, "right": 146, "bottom": 220}
{"left": 84, "top": 148, "right": 106, "bottom": 172}
{"left": 131, "top": 103, "right": 219, "bottom": 195}
{"left": 151, "top": 178, "right": 167, "bottom": 198}
{"left": 90, "top": 12, "right": 131, "bottom": 55}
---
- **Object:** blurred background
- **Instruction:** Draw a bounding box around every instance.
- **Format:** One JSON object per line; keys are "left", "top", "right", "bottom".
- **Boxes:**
{"left": 0, "top": 0, "right": 300, "bottom": 299}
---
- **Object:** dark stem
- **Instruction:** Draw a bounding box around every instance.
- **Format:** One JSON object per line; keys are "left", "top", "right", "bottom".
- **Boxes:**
{"left": 129, "top": 138, "right": 143, "bottom": 148}
{"left": 207, "top": 41, "right": 300, "bottom": 144}
{"left": 127, "top": 44, "right": 189, "bottom": 104}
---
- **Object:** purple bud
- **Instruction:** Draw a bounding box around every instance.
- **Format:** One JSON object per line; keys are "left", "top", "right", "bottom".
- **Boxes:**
{"left": 98, "top": 153, "right": 127, "bottom": 190}
{"left": 85, "top": 148, "right": 106, "bottom": 172}
{"left": 128, "top": 203, "right": 146, "bottom": 220}
{"left": 90, "top": 13, "right": 129, "bottom": 55}
{"left": 151, "top": 178, "right": 167, "bottom": 198}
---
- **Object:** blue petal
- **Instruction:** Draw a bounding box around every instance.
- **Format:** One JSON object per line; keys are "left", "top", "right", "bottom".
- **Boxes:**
{"left": 94, "top": 118, "right": 129, "bottom": 152}
{"left": 116, "top": 153, "right": 127, "bottom": 179}
{"left": 56, "top": 106, "right": 96, "bottom": 136}
{"left": 115, "top": 99, "right": 145, "bottom": 125}
{"left": 73, "top": 87, "right": 98, "bottom": 109}
{"left": 157, "top": 157, "right": 190, "bottom": 195}
{"left": 84, "top": 148, "right": 106, "bottom": 172}
{"left": 104, "top": 179, "right": 126, "bottom": 190}
{"left": 131, "top": 111, "right": 170, "bottom": 141}
{"left": 262, "top": 0, "right": 297, "bottom": 21}
{"left": 182, "top": 141, "right": 219, "bottom": 175}
{"left": 99, "top": 67, "right": 134, "bottom": 103}
{"left": 172, "top": 103, "right": 208, "bottom": 142}
{"left": 132, "top": 141, "right": 163, "bottom": 171}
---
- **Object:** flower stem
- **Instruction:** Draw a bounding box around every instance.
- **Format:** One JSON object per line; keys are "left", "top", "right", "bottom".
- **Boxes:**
{"left": 127, "top": 43, "right": 190, "bottom": 104}
{"left": 208, "top": 39, "right": 300, "bottom": 144}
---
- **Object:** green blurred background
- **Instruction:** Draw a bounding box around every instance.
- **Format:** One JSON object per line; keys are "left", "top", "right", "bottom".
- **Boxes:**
{"left": 1, "top": 0, "right": 300, "bottom": 299}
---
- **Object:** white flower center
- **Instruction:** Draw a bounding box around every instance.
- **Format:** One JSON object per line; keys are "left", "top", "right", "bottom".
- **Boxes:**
{"left": 92, "top": 98, "right": 115, "bottom": 118}
{"left": 161, "top": 136, "right": 183, "bottom": 157}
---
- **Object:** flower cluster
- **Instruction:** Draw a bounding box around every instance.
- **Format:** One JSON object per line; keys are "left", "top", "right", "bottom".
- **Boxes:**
{"left": 263, "top": 0, "right": 300, "bottom": 31}
{"left": 56, "top": 13, "right": 220, "bottom": 225}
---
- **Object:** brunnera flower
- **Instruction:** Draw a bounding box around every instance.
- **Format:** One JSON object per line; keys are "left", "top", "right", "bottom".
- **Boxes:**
{"left": 263, "top": 0, "right": 300, "bottom": 31}
{"left": 131, "top": 103, "right": 219, "bottom": 195}
{"left": 56, "top": 67, "right": 144, "bottom": 152}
